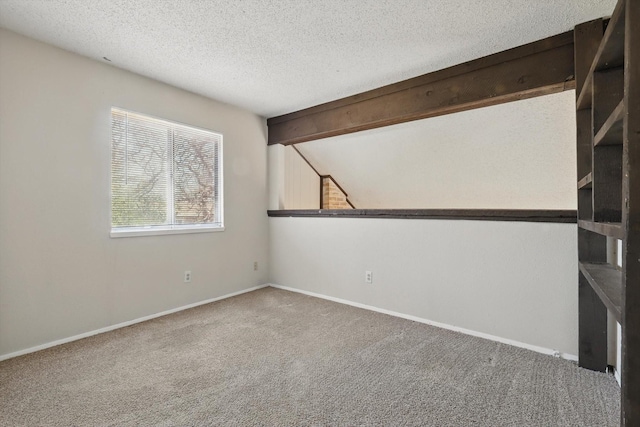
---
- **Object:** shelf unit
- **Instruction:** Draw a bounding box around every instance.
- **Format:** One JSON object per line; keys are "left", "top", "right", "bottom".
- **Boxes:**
{"left": 574, "top": 0, "right": 639, "bottom": 424}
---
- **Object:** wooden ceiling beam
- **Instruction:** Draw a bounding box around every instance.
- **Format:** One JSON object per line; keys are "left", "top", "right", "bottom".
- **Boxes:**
{"left": 267, "top": 31, "right": 576, "bottom": 145}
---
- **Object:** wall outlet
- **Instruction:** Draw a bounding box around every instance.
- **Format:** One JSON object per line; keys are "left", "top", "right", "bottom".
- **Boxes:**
{"left": 254, "top": 261, "right": 258, "bottom": 271}
{"left": 365, "top": 270, "right": 373, "bottom": 284}
{"left": 184, "top": 270, "right": 192, "bottom": 283}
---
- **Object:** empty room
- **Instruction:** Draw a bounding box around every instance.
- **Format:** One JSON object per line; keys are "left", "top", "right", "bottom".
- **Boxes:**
{"left": 0, "top": 0, "right": 638, "bottom": 426}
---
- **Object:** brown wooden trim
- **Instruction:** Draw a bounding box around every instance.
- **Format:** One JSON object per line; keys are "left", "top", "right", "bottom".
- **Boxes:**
{"left": 268, "top": 31, "right": 576, "bottom": 145}
{"left": 268, "top": 209, "right": 577, "bottom": 223}
{"left": 578, "top": 220, "right": 624, "bottom": 239}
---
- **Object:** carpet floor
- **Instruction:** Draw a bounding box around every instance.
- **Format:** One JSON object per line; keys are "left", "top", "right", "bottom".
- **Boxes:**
{"left": 0, "top": 287, "right": 620, "bottom": 426}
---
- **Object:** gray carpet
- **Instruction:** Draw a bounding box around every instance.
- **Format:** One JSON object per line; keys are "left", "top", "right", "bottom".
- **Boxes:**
{"left": 0, "top": 287, "right": 620, "bottom": 426}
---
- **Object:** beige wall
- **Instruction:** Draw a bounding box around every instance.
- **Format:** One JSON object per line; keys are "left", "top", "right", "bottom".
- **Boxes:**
{"left": 269, "top": 218, "right": 579, "bottom": 356}
{"left": 296, "top": 91, "right": 577, "bottom": 209}
{"left": 268, "top": 145, "right": 319, "bottom": 210}
{"left": 0, "top": 29, "right": 269, "bottom": 357}
{"left": 284, "top": 146, "right": 320, "bottom": 209}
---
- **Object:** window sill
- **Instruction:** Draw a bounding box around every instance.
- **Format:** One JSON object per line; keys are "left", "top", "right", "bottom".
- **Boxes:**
{"left": 110, "top": 225, "right": 224, "bottom": 238}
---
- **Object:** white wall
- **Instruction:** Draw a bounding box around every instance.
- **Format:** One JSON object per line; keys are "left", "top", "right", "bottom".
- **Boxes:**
{"left": 296, "top": 91, "right": 577, "bottom": 209}
{"left": 284, "top": 146, "right": 320, "bottom": 209}
{"left": 267, "top": 145, "right": 319, "bottom": 210}
{"left": 0, "top": 29, "right": 269, "bottom": 357}
{"left": 269, "top": 218, "right": 579, "bottom": 355}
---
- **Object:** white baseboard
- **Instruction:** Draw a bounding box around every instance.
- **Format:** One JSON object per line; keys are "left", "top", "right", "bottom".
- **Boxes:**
{"left": 0, "top": 284, "right": 269, "bottom": 362}
{"left": 269, "top": 283, "right": 578, "bottom": 362}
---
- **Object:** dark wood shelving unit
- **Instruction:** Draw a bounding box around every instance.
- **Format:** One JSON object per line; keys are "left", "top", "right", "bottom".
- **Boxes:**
{"left": 595, "top": 101, "right": 624, "bottom": 146}
{"left": 575, "top": 2, "right": 626, "bottom": 110}
{"left": 577, "top": 220, "right": 624, "bottom": 239}
{"left": 574, "top": 0, "right": 639, "bottom": 424}
{"left": 579, "top": 262, "right": 622, "bottom": 323}
{"left": 578, "top": 173, "right": 592, "bottom": 189}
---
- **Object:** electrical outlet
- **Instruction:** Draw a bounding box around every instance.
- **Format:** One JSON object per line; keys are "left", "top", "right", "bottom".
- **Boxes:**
{"left": 365, "top": 271, "right": 372, "bottom": 284}
{"left": 253, "top": 261, "right": 258, "bottom": 271}
{"left": 184, "top": 270, "right": 191, "bottom": 283}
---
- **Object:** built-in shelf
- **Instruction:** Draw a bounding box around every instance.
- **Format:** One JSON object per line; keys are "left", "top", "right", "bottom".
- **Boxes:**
{"left": 575, "top": 1, "right": 638, "bottom": 420}
{"left": 578, "top": 173, "right": 593, "bottom": 189}
{"left": 579, "top": 262, "right": 622, "bottom": 323}
{"left": 593, "top": 4, "right": 626, "bottom": 71}
{"left": 595, "top": 100, "right": 624, "bottom": 146}
{"left": 576, "top": 77, "right": 592, "bottom": 110}
{"left": 576, "top": 1, "right": 626, "bottom": 110}
{"left": 578, "top": 220, "right": 624, "bottom": 239}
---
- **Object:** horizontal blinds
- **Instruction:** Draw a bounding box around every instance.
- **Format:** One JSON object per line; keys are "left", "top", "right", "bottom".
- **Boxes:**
{"left": 173, "top": 126, "right": 220, "bottom": 225}
{"left": 111, "top": 108, "right": 222, "bottom": 229}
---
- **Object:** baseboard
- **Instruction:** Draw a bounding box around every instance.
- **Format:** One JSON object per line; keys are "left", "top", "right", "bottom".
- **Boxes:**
{"left": 269, "top": 284, "right": 578, "bottom": 362}
{"left": 0, "top": 284, "right": 269, "bottom": 362}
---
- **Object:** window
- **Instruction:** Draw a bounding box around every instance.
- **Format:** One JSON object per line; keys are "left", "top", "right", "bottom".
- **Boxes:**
{"left": 110, "top": 108, "right": 223, "bottom": 237}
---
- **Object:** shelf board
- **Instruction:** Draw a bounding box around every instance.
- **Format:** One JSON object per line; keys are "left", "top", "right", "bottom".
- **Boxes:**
{"left": 576, "top": 75, "right": 593, "bottom": 110}
{"left": 578, "top": 173, "right": 593, "bottom": 189}
{"left": 594, "top": 2, "right": 626, "bottom": 71}
{"left": 579, "top": 262, "right": 622, "bottom": 324}
{"left": 594, "top": 100, "right": 624, "bottom": 146}
{"left": 576, "top": 1, "right": 626, "bottom": 110}
{"left": 578, "top": 220, "right": 624, "bottom": 239}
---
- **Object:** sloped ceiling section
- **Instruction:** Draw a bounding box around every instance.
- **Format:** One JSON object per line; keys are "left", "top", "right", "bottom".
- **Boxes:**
{"left": 0, "top": 0, "right": 616, "bottom": 117}
{"left": 295, "top": 91, "right": 577, "bottom": 210}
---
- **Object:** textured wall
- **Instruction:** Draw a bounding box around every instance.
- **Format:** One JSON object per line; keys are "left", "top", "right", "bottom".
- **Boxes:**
{"left": 284, "top": 147, "right": 320, "bottom": 209}
{"left": 0, "top": 29, "right": 269, "bottom": 357}
{"left": 296, "top": 91, "right": 577, "bottom": 210}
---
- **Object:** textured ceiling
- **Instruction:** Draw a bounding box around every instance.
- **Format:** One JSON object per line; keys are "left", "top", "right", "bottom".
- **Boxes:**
{"left": 0, "top": 0, "right": 616, "bottom": 118}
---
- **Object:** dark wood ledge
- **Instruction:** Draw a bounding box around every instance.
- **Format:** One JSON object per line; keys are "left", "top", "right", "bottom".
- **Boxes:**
{"left": 268, "top": 209, "right": 577, "bottom": 223}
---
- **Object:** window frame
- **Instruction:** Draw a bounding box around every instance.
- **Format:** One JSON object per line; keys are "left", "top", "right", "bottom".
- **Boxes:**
{"left": 109, "top": 107, "right": 224, "bottom": 238}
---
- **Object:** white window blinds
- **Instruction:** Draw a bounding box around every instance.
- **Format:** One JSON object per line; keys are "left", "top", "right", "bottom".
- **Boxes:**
{"left": 111, "top": 108, "right": 223, "bottom": 236}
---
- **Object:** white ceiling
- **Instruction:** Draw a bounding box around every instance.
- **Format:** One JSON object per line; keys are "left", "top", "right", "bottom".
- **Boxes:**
{"left": 0, "top": 0, "right": 615, "bottom": 118}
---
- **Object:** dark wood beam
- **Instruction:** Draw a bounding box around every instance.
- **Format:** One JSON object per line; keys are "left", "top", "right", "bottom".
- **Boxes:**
{"left": 268, "top": 31, "right": 576, "bottom": 145}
